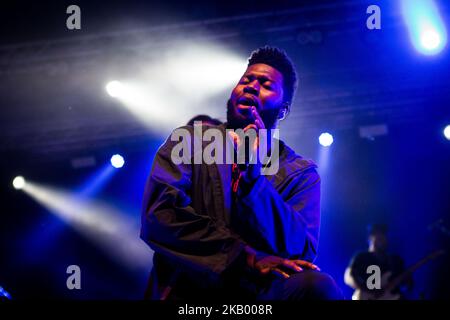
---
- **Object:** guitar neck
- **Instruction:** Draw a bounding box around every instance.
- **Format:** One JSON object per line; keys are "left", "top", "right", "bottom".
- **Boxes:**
{"left": 385, "top": 251, "right": 444, "bottom": 292}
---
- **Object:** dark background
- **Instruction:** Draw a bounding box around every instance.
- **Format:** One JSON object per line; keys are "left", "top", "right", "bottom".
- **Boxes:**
{"left": 0, "top": 0, "right": 449, "bottom": 299}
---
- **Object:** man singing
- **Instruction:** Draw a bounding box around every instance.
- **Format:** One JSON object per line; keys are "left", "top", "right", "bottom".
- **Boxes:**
{"left": 141, "top": 46, "right": 342, "bottom": 300}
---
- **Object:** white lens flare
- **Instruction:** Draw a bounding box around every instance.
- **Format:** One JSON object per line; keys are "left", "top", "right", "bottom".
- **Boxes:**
{"left": 319, "top": 132, "right": 334, "bottom": 147}
{"left": 13, "top": 176, "right": 26, "bottom": 190}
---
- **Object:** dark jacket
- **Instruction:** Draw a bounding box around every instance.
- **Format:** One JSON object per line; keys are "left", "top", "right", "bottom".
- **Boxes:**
{"left": 140, "top": 123, "right": 321, "bottom": 300}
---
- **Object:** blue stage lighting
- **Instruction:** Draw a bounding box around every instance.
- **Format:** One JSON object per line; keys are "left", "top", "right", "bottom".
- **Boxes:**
{"left": 110, "top": 154, "right": 125, "bottom": 168}
{"left": 0, "top": 285, "right": 12, "bottom": 300}
{"left": 319, "top": 132, "right": 334, "bottom": 147}
{"left": 444, "top": 125, "right": 450, "bottom": 140}
{"left": 401, "top": 0, "right": 447, "bottom": 55}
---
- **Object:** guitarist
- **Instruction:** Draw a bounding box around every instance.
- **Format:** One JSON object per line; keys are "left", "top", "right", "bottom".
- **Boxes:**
{"left": 344, "top": 224, "right": 413, "bottom": 300}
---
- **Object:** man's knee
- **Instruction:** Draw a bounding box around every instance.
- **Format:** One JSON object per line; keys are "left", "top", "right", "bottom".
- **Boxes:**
{"left": 283, "top": 270, "right": 343, "bottom": 300}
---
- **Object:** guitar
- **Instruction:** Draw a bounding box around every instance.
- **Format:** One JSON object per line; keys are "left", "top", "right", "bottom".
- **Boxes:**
{"left": 352, "top": 249, "right": 445, "bottom": 300}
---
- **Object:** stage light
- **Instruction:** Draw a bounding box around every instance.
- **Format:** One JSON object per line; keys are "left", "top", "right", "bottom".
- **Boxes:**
{"left": 20, "top": 181, "right": 153, "bottom": 270}
{"left": 106, "top": 42, "right": 246, "bottom": 132}
{"left": 110, "top": 154, "right": 125, "bottom": 168}
{"left": 319, "top": 133, "right": 334, "bottom": 147}
{"left": 165, "top": 44, "right": 246, "bottom": 95}
{"left": 0, "top": 285, "right": 12, "bottom": 300}
{"left": 106, "top": 80, "right": 124, "bottom": 98}
{"left": 104, "top": 79, "right": 180, "bottom": 131}
{"left": 444, "top": 125, "right": 450, "bottom": 140}
{"left": 401, "top": 0, "right": 447, "bottom": 55}
{"left": 12, "top": 176, "right": 26, "bottom": 190}
{"left": 77, "top": 163, "right": 116, "bottom": 197}
{"left": 421, "top": 29, "right": 441, "bottom": 50}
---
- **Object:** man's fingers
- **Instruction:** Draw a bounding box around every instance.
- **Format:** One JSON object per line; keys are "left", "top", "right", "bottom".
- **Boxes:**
{"left": 296, "top": 260, "right": 320, "bottom": 270}
{"left": 243, "top": 124, "right": 258, "bottom": 132}
{"left": 228, "top": 131, "right": 241, "bottom": 147}
{"left": 251, "top": 107, "right": 265, "bottom": 130}
{"left": 281, "top": 259, "right": 303, "bottom": 272}
{"left": 243, "top": 123, "right": 261, "bottom": 161}
{"left": 271, "top": 268, "right": 290, "bottom": 279}
{"left": 259, "top": 267, "right": 271, "bottom": 275}
{"left": 294, "top": 260, "right": 321, "bottom": 271}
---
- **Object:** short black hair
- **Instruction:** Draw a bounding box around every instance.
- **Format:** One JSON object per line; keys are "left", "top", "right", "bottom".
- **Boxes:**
{"left": 186, "top": 114, "right": 222, "bottom": 126}
{"left": 247, "top": 46, "right": 298, "bottom": 107}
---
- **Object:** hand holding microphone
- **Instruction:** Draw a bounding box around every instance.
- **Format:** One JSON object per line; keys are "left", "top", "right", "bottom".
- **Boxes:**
{"left": 240, "top": 106, "right": 264, "bottom": 184}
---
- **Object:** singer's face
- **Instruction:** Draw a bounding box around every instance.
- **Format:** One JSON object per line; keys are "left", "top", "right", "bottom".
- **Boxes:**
{"left": 227, "top": 63, "right": 284, "bottom": 129}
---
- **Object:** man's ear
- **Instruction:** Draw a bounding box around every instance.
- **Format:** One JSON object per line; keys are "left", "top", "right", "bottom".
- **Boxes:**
{"left": 278, "top": 103, "right": 290, "bottom": 120}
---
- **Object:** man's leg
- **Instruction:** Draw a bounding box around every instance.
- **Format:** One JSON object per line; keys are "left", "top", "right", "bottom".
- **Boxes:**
{"left": 256, "top": 270, "right": 343, "bottom": 300}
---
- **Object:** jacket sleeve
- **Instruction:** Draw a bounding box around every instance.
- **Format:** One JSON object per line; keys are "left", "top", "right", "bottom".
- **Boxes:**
{"left": 140, "top": 133, "right": 247, "bottom": 282}
{"left": 237, "top": 168, "right": 321, "bottom": 262}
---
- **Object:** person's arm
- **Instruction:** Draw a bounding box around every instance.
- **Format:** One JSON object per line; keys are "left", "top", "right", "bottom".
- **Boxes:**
{"left": 236, "top": 167, "right": 321, "bottom": 262}
{"left": 140, "top": 132, "right": 248, "bottom": 283}
{"left": 344, "top": 267, "right": 360, "bottom": 289}
{"left": 344, "top": 254, "right": 367, "bottom": 290}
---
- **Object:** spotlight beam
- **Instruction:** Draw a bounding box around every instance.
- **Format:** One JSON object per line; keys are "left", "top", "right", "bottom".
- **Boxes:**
{"left": 105, "top": 43, "right": 246, "bottom": 131}
{"left": 21, "top": 181, "right": 153, "bottom": 271}
{"left": 401, "top": 0, "right": 448, "bottom": 55}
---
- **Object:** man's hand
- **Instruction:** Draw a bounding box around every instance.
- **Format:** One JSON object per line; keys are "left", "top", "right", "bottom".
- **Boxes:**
{"left": 245, "top": 245, "right": 320, "bottom": 279}
{"left": 241, "top": 106, "right": 265, "bottom": 183}
{"left": 228, "top": 106, "right": 264, "bottom": 184}
{"left": 242, "top": 107, "right": 266, "bottom": 183}
{"left": 254, "top": 256, "right": 321, "bottom": 278}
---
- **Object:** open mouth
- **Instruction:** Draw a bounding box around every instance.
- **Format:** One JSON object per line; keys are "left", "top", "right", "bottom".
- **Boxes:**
{"left": 236, "top": 96, "right": 259, "bottom": 115}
